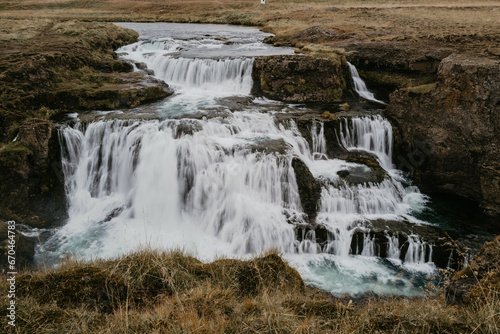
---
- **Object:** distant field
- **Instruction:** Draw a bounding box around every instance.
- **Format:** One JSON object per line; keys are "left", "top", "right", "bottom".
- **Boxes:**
{"left": 0, "top": 0, "right": 499, "bottom": 55}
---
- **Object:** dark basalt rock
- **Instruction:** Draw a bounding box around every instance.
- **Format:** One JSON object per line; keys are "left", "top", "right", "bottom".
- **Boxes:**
{"left": 387, "top": 54, "right": 500, "bottom": 217}
{"left": 291, "top": 157, "right": 322, "bottom": 220}
{"left": 245, "top": 138, "right": 291, "bottom": 155}
{"left": 344, "top": 150, "right": 388, "bottom": 185}
{"left": 341, "top": 41, "right": 454, "bottom": 98}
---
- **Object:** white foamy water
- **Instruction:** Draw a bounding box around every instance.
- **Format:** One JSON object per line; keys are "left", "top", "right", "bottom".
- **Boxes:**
{"left": 38, "top": 23, "right": 439, "bottom": 297}
{"left": 340, "top": 115, "right": 393, "bottom": 170}
{"left": 348, "top": 62, "right": 386, "bottom": 105}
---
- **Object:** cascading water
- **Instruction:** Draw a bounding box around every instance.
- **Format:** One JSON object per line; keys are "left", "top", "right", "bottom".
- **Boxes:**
{"left": 151, "top": 57, "right": 254, "bottom": 93}
{"left": 340, "top": 115, "right": 393, "bottom": 170}
{"left": 38, "top": 23, "right": 442, "bottom": 297}
{"left": 348, "top": 62, "right": 386, "bottom": 104}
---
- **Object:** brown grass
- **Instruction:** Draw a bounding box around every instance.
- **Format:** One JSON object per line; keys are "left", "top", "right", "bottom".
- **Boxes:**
{"left": 0, "top": 249, "right": 498, "bottom": 333}
{"left": 0, "top": 0, "right": 499, "bottom": 46}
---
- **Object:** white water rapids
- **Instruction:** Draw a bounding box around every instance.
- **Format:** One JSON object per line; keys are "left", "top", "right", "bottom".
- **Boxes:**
{"left": 37, "top": 23, "right": 438, "bottom": 297}
{"left": 348, "top": 62, "right": 386, "bottom": 105}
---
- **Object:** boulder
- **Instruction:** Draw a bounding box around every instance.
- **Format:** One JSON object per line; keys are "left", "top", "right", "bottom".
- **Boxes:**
{"left": 252, "top": 55, "right": 348, "bottom": 103}
{"left": 344, "top": 150, "right": 388, "bottom": 185}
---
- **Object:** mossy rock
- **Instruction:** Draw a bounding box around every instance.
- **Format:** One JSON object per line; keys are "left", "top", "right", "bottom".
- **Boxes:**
{"left": 252, "top": 55, "right": 348, "bottom": 103}
{"left": 446, "top": 236, "right": 500, "bottom": 304}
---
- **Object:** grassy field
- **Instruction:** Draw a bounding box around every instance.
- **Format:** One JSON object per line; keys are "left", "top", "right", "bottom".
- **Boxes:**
{"left": 1, "top": 249, "right": 499, "bottom": 333}
{"left": 1, "top": 0, "right": 499, "bottom": 45}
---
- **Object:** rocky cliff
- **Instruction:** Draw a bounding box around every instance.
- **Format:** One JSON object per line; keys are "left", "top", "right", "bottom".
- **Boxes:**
{"left": 387, "top": 54, "right": 500, "bottom": 216}
{"left": 252, "top": 55, "right": 349, "bottom": 103}
{"left": 0, "top": 119, "right": 66, "bottom": 228}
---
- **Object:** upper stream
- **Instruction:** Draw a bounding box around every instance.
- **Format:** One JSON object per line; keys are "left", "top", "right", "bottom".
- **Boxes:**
{"left": 34, "top": 23, "right": 495, "bottom": 297}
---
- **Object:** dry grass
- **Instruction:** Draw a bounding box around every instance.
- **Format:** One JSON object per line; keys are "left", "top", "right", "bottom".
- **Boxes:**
{"left": 0, "top": 249, "right": 498, "bottom": 333}
{"left": 0, "top": 0, "right": 499, "bottom": 45}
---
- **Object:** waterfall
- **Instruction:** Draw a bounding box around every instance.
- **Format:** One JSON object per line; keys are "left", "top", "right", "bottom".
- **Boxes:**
{"left": 42, "top": 23, "right": 443, "bottom": 296}
{"left": 360, "top": 233, "right": 376, "bottom": 257}
{"left": 48, "top": 113, "right": 320, "bottom": 261}
{"left": 348, "top": 62, "right": 386, "bottom": 104}
{"left": 151, "top": 57, "right": 254, "bottom": 93}
{"left": 388, "top": 235, "right": 401, "bottom": 260}
{"left": 311, "top": 121, "right": 327, "bottom": 160}
{"left": 404, "top": 235, "right": 430, "bottom": 264}
{"left": 117, "top": 38, "right": 254, "bottom": 94}
{"left": 340, "top": 115, "right": 393, "bottom": 170}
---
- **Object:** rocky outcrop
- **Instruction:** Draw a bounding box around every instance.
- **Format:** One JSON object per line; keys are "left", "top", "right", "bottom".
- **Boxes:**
{"left": 446, "top": 235, "right": 500, "bottom": 304}
{"left": 42, "top": 73, "right": 173, "bottom": 111}
{"left": 252, "top": 55, "right": 348, "bottom": 103}
{"left": 344, "top": 150, "right": 388, "bottom": 185}
{"left": 0, "top": 21, "right": 170, "bottom": 144}
{"left": 0, "top": 119, "right": 66, "bottom": 228}
{"left": 292, "top": 158, "right": 322, "bottom": 220}
{"left": 387, "top": 54, "right": 500, "bottom": 217}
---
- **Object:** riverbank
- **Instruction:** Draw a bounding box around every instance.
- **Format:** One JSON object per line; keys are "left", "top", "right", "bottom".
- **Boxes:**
{"left": 0, "top": 247, "right": 498, "bottom": 333}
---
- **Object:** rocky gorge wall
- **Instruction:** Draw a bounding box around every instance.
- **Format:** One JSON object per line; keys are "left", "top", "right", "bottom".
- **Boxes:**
{"left": 386, "top": 54, "right": 500, "bottom": 217}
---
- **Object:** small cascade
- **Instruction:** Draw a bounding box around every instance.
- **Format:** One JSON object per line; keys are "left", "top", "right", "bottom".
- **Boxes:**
{"left": 318, "top": 179, "right": 407, "bottom": 218}
{"left": 340, "top": 115, "right": 393, "bottom": 170}
{"left": 360, "top": 233, "right": 376, "bottom": 257}
{"left": 297, "top": 230, "right": 321, "bottom": 254}
{"left": 311, "top": 121, "right": 327, "bottom": 160}
{"left": 118, "top": 38, "right": 179, "bottom": 53}
{"left": 347, "top": 62, "right": 386, "bottom": 104}
{"left": 387, "top": 235, "right": 401, "bottom": 260}
{"left": 151, "top": 57, "right": 254, "bottom": 93}
{"left": 404, "top": 235, "right": 432, "bottom": 264}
